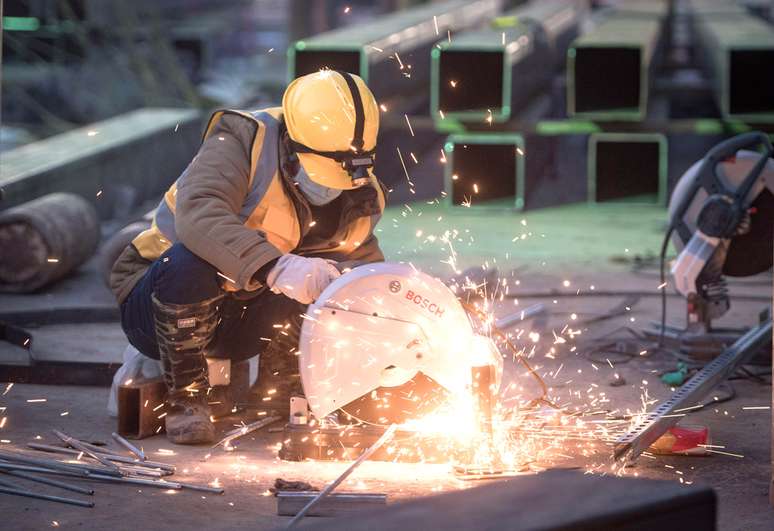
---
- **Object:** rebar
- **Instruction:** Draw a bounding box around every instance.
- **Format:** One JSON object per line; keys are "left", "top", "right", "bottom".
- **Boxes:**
{"left": 286, "top": 424, "right": 398, "bottom": 528}
{"left": 0, "top": 477, "right": 94, "bottom": 508}
{"left": 112, "top": 432, "right": 146, "bottom": 461}
{"left": 28, "top": 443, "right": 175, "bottom": 472}
{"left": 53, "top": 429, "right": 121, "bottom": 473}
{"left": 0, "top": 469, "right": 94, "bottom": 495}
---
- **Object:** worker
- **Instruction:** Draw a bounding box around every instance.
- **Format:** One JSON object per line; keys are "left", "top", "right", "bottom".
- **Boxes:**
{"left": 109, "top": 71, "right": 386, "bottom": 444}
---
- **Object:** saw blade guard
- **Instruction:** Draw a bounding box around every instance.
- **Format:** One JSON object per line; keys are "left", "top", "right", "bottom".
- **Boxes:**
{"left": 299, "top": 262, "right": 503, "bottom": 420}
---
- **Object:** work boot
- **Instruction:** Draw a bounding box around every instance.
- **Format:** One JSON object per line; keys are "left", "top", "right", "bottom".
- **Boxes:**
{"left": 153, "top": 294, "right": 222, "bottom": 444}
{"left": 253, "top": 313, "right": 304, "bottom": 419}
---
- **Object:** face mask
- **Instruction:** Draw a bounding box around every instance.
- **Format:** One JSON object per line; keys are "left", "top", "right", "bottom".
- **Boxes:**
{"left": 294, "top": 166, "right": 342, "bottom": 206}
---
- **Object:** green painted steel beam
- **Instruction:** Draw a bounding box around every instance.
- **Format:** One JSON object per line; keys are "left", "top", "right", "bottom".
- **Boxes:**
{"left": 443, "top": 133, "right": 526, "bottom": 210}
{"left": 587, "top": 132, "right": 668, "bottom": 205}
{"left": 693, "top": 8, "right": 774, "bottom": 123}
{"left": 287, "top": 0, "right": 502, "bottom": 83}
{"left": 2, "top": 16, "right": 41, "bottom": 32}
{"left": 567, "top": 2, "right": 667, "bottom": 121}
{"left": 430, "top": 1, "right": 583, "bottom": 122}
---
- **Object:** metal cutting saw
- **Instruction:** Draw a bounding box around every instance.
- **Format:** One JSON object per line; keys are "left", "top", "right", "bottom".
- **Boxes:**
{"left": 279, "top": 262, "right": 505, "bottom": 462}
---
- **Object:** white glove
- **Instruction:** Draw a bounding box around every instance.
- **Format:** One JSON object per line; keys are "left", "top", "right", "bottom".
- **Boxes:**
{"left": 265, "top": 254, "right": 341, "bottom": 304}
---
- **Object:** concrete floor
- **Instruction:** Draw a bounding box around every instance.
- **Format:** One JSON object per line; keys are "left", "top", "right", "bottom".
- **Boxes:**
{"left": 1, "top": 203, "right": 772, "bottom": 530}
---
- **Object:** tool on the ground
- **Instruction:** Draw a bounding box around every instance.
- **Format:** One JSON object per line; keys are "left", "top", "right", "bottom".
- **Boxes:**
{"left": 648, "top": 425, "right": 710, "bottom": 456}
{"left": 0, "top": 477, "right": 94, "bottom": 508}
{"left": 298, "top": 263, "right": 503, "bottom": 427}
{"left": 285, "top": 424, "right": 398, "bottom": 528}
{"left": 650, "top": 131, "right": 773, "bottom": 357}
{"left": 53, "top": 429, "right": 122, "bottom": 473}
{"left": 615, "top": 313, "right": 771, "bottom": 461}
{"left": 277, "top": 492, "right": 387, "bottom": 517}
{"left": 0, "top": 468, "right": 94, "bottom": 495}
{"left": 111, "top": 432, "right": 146, "bottom": 461}
{"left": 212, "top": 415, "right": 281, "bottom": 450}
{"left": 278, "top": 263, "right": 562, "bottom": 465}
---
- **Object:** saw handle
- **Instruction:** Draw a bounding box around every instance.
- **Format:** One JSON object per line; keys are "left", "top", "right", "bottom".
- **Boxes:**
{"left": 705, "top": 131, "right": 772, "bottom": 164}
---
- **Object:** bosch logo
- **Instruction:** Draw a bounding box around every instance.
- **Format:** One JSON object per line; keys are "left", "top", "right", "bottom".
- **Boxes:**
{"left": 389, "top": 280, "right": 401, "bottom": 293}
{"left": 405, "top": 290, "right": 445, "bottom": 318}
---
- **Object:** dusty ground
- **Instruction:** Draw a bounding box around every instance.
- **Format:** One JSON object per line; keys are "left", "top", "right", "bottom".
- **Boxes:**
{"left": 1, "top": 203, "right": 772, "bottom": 530}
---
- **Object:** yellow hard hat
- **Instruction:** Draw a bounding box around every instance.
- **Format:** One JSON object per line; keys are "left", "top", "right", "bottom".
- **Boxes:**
{"left": 282, "top": 70, "right": 379, "bottom": 190}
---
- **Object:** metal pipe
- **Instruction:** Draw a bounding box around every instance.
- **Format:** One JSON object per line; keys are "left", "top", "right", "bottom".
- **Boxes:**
{"left": 53, "top": 429, "right": 121, "bottom": 473}
{"left": 0, "top": 477, "right": 94, "bottom": 508}
{"left": 286, "top": 424, "right": 399, "bottom": 529}
{"left": 587, "top": 132, "right": 668, "bottom": 205}
{"left": 443, "top": 133, "right": 526, "bottom": 208}
{"left": 431, "top": 0, "right": 584, "bottom": 122}
{"left": 0, "top": 461, "right": 86, "bottom": 479}
{"left": 0, "top": 459, "right": 211, "bottom": 493}
{"left": 567, "top": 2, "right": 668, "bottom": 121}
{"left": 83, "top": 474, "right": 182, "bottom": 490}
{"left": 0, "top": 450, "right": 92, "bottom": 477}
{"left": 173, "top": 480, "right": 224, "bottom": 494}
{"left": 0, "top": 469, "right": 94, "bottom": 495}
{"left": 28, "top": 443, "right": 175, "bottom": 471}
{"left": 213, "top": 415, "right": 281, "bottom": 449}
{"left": 289, "top": 0, "right": 502, "bottom": 110}
{"left": 692, "top": 4, "right": 774, "bottom": 122}
{"left": 111, "top": 432, "right": 146, "bottom": 461}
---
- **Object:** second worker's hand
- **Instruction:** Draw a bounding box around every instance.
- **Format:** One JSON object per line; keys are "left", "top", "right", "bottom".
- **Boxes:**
{"left": 265, "top": 254, "right": 341, "bottom": 304}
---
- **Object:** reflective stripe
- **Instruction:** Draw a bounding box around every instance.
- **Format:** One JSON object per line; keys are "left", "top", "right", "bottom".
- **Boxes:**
{"left": 238, "top": 111, "right": 279, "bottom": 219}
{"left": 154, "top": 198, "right": 177, "bottom": 242}
{"left": 130, "top": 106, "right": 381, "bottom": 265}
{"left": 133, "top": 221, "right": 173, "bottom": 261}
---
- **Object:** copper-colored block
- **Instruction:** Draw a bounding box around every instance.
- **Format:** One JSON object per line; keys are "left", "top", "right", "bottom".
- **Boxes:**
{"left": 117, "top": 379, "right": 167, "bottom": 439}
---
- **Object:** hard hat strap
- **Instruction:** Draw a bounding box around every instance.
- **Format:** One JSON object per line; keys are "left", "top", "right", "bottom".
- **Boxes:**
{"left": 337, "top": 71, "right": 366, "bottom": 151}
{"left": 288, "top": 71, "right": 374, "bottom": 186}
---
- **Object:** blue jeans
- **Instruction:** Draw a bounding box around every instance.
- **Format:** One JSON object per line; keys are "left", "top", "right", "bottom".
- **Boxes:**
{"left": 120, "top": 243, "right": 303, "bottom": 362}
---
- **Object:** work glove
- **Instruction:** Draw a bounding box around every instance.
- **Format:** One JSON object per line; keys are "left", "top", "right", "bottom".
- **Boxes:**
{"left": 265, "top": 254, "right": 341, "bottom": 304}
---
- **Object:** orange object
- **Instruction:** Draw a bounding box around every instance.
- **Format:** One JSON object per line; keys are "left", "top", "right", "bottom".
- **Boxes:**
{"left": 649, "top": 425, "right": 710, "bottom": 455}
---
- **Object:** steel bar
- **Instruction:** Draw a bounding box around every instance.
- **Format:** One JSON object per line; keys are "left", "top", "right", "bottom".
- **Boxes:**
{"left": 289, "top": 0, "right": 502, "bottom": 110}
{"left": 0, "top": 450, "right": 92, "bottom": 477}
{"left": 286, "top": 424, "right": 398, "bottom": 528}
{"left": 53, "top": 429, "right": 121, "bottom": 473}
{"left": 692, "top": 4, "right": 774, "bottom": 122}
{"left": 28, "top": 443, "right": 175, "bottom": 471}
{"left": 83, "top": 474, "right": 182, "bottom": 490}
{"left": 431, "top": 0, "right": 583, "bottom": 121}
{"left": 0, "top": 461, "right": 96, "bottom": 481}
{"left": 0, "top": 461, "right": 198, "bottom": 493}
{"left": 0, "top": 469, "right": 94, "bottom": 495}
{"left": 567, "top": 2, "right": 668, "bottom": 121}
{"left": 213, "top": 415, "right": 281, "bottom": 449}
{"left": 112, "top": 432, "right": 146, "bottom": 461}
{"left": 614, "top": 316, "right": 772, "bottom": 461}
{"left": 3, "top": 451, "right": 123, "bottom": 478}
{"left": 0, "top": 478, "right": 94, "bottom": 508}
{"left": 173, "top": 480, "right": 224, "bottom": 494}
